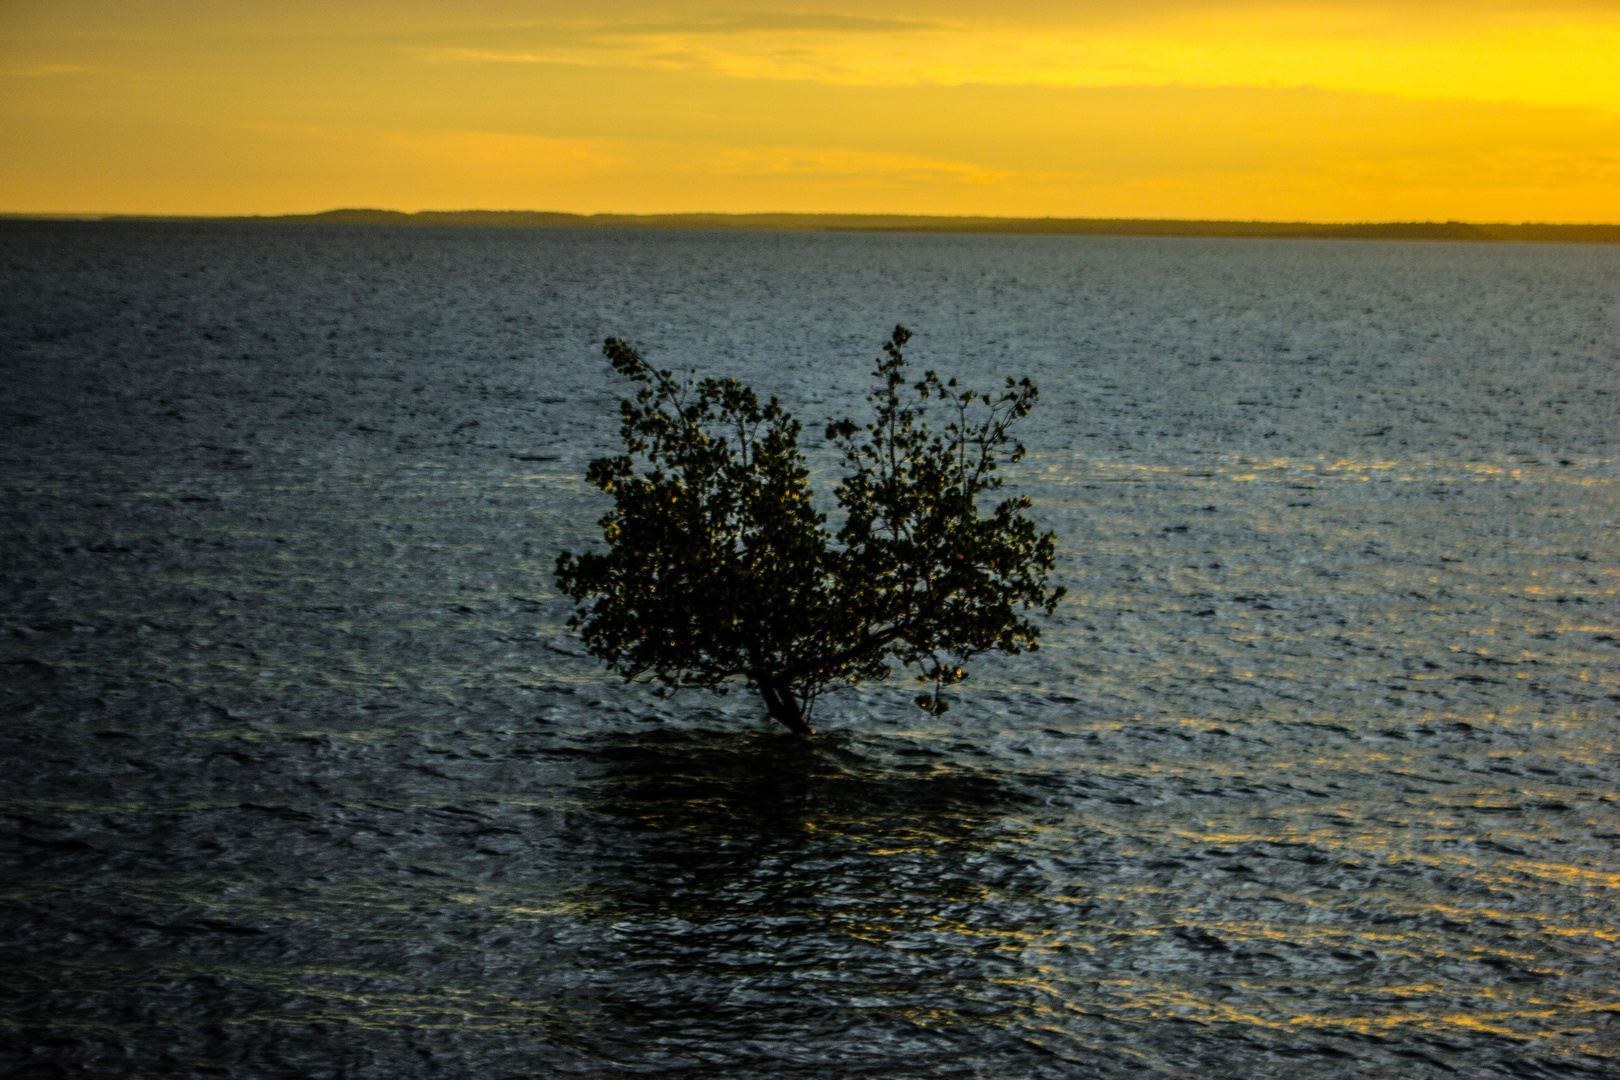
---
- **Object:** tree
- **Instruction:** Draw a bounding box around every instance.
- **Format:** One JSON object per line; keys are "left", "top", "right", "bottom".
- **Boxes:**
{"left": 554, "top": 326, "right": 1064, "bottom": 735}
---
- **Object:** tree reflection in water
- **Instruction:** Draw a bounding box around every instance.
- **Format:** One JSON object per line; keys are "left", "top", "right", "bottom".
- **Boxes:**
{"left": 542, "top": 722, "right": 1066, "bottom": 1077}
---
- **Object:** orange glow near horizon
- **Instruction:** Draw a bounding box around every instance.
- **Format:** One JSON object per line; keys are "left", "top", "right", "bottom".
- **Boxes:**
{"left": 2, "top": 1, "right": 1617, "bottom": 222}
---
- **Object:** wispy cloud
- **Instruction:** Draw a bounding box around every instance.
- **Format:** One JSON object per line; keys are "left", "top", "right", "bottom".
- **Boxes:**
{"left": 410, "top": 48, "right": 559, "bottom": 65}
{"left": 712, "top": 144, "right": 1015, "bottom": 186}
{"left": 1, "top": 62, "right": 96, "bottom": 77}
{"left": 402, "top": 7, "right": 1620, "bottom": 110}
{"left": 589, "top": 13, "right": 940, "bottom": 35}
{"left": 403, "top": 14, "right": 957, "bottom": 83}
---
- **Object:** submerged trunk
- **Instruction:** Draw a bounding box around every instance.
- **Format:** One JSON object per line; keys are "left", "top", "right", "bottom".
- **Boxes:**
{"left": 757, "top": 678, "right": 814, "bottom": 736}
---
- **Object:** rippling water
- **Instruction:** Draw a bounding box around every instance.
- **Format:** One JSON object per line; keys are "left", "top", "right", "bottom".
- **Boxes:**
{"left": 3, "top": 222, "right": 1618, "bottom": 1078}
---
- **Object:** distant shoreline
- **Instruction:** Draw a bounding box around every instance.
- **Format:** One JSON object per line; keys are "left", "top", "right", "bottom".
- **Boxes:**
{"left": 6, "top": 209, "right": 1619, "bottom": 244}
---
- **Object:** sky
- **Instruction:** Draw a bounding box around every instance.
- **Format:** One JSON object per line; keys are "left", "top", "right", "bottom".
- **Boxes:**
{"left": 2, "top": 1, "right": 1617, "bottom": 221}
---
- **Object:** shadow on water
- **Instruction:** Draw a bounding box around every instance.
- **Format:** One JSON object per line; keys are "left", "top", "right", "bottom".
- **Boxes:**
{"left": 535, "top": 721, "right": 1071, "bottom": 1078}
{"left": 590, "top": 723, "right": 1023, "bottom": 835}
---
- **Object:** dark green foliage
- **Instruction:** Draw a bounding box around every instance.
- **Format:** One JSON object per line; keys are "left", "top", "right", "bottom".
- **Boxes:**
{"left": 554, "top": 326, "right": 1064, "bottom": 734}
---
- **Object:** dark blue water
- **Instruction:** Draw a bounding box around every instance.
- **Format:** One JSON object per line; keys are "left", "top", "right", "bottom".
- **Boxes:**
{"left": 3, "top": 221, "right": 1618, "bottom": 1078}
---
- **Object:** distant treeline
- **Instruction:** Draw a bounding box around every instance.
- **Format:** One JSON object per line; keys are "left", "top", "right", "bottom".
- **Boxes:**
{"left": 12, "top": 209, "right": 1620, "bottom": 244}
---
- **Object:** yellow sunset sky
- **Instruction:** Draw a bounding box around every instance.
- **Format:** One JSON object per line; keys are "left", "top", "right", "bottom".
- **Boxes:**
{"left": 3, "top": 1, "right": 1617, "bottom": 221}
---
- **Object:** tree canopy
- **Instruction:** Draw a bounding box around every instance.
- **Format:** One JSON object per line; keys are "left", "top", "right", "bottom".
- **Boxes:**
{"left": 554, "top": 326, "right": 1064, "bottom": 735}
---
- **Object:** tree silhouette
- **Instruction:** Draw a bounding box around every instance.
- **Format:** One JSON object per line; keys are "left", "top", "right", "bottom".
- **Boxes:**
{"left": 555, "top": 326, "right": 1064, "bottom": 734}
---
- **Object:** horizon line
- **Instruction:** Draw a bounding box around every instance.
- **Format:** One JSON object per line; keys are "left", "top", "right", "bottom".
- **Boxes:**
{"left": 5, "top": 209, "right": 1619, "bottom": 243}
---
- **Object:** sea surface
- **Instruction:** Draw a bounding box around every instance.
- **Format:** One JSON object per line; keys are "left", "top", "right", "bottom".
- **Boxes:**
{"left": 2, "top": 222, "right": 1618, "bottom": 1079}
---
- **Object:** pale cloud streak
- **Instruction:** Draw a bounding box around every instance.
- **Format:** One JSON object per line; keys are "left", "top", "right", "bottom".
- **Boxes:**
{"left": 401, "top": 8, "right": 1620, "bottom": 112}
{"left": 0, "top": 62, "right": 96, "bottom": 76}
{"left": 710, "top": 144, "right": 1014, "bottom": 186}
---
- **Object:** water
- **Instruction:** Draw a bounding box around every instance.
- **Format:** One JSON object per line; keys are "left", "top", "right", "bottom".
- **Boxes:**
{"left": 2, "top": 222, "right": 1617, "bottom": 1078}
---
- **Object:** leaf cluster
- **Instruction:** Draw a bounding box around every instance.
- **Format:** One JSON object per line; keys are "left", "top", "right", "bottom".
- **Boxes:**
{"left": 825, "top": 326, "right": 1063, "bottom": 713}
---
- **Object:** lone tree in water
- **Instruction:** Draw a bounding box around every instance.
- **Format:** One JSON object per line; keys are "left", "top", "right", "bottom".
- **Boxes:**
{"left": 554, "top": 326, "right": 1064, "bottom": 735}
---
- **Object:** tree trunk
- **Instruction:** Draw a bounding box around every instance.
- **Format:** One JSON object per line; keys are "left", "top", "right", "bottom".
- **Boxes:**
{"left": 757, "top": 678, "right": 814, "bottom": 736}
